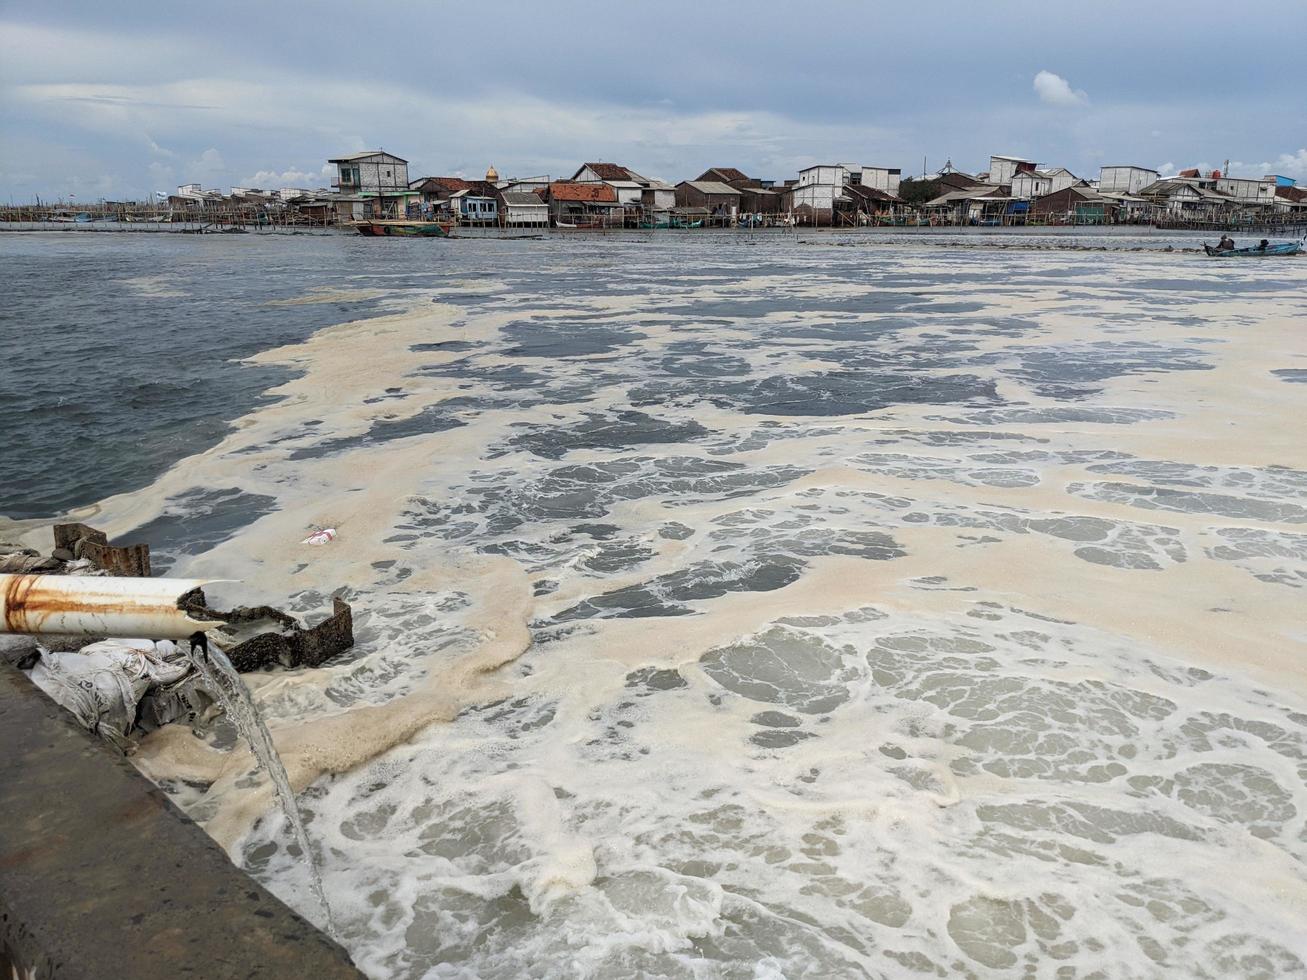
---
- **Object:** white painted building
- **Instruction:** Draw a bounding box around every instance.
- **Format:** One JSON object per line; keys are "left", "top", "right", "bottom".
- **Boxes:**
{"left": 1098, "top": 166, "right": 1160, "bottom": 195}
{"left": 1214, "top": 175, "right": 1278, "bottom": 205}
{"left": 1010, "top": 167, "right": 1080, "bottom": 200}
{"left": 791, "top": 165, "right": 848, "bottom": 215}
{"left": 986, "top": 154, "right": 1037, "bottom": 187}
{"left": 498, "top": 191, "right": 549, "bottom": 225}
{"left": 641, "top": 179, "right": 677, "bottom": 211}
{"left": 791, "top": 162, "right": 904, "bottom": 219}
{"left": 606, "top": 180, "right": 645, "bottom": 206}
{"left": 854, "top": 166, "right": 902, "bottom": 197}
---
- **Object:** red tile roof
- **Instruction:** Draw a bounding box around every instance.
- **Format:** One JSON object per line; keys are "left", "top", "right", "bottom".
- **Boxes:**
{"left": 547, "top": 181, "right": 618, "bottom": 202}
{"left": 582, "top": 163, "right": 634, "bottom": 181}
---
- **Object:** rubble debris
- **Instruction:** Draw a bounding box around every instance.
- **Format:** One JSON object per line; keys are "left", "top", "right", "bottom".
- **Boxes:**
{"left": 0, "top": 549, "right": 64, "bottom": 574}
{"left": 1, "top": 524, "right": 144, "bottom": 577}
{"left": 54, "top": 523, "right": 152, "bottom": 577}
{"left": 180, "top": 589, "right": 354, "bottom": 672}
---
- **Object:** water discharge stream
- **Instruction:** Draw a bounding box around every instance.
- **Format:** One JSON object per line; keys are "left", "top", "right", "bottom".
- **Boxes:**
{"left": 185, "top": 635, "right": 337, "bottom": 939}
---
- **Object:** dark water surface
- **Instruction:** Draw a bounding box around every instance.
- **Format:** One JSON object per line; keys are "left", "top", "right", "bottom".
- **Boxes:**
{"left": 1, "top": 227, "right": 1262, "bottom": 522}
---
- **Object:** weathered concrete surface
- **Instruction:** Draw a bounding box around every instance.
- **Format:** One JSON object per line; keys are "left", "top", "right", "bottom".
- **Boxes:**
{"left": 0, "top": 663, "right": 363, "bottom": 980}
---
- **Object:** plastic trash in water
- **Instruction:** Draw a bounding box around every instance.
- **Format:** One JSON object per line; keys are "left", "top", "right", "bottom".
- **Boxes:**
{"left": 302, "top": 527, "right": 338, "bottom": 546}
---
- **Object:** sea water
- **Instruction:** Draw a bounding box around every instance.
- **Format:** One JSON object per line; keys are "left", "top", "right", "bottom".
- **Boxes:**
{"left": 3, "top": 230, "right": 1305, "bottom": 978}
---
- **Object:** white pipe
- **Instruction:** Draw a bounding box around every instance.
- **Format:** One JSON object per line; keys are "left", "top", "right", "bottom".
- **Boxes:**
{"left": 0, "top": 574, "right": 224, "bottom": 639}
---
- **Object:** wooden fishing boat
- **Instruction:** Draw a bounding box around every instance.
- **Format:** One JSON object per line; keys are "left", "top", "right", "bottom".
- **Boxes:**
{"left": 1203, "top": 242, "right": 1301, "bottom": 257}
{"left": 353, "top": 220, "right": 453, "bottom": 238}
{"left": 555, "top": 219, "right": 604, "bottom": 230}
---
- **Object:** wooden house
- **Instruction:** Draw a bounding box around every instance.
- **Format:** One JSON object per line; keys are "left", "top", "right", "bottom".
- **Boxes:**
{"left": 695, "top": 167, "right": 751, "bottom": 188}
{"left": 539, "top": 181, "right": 621, "bottom": 225}
{"left": 410, "top": 177, "right": 469, "bottom": 218}
{"left": 1273, "top": 184, "right": 1307, "bottom": 212}
{"left": 1030, "top": 186, "right": 1116, "bottom": 223}
{"left": 1137, "top": 178, "right": 1237, "bottom": 216}
{"left": 450, "top": 189, "right": 497, "bottom": 224}
{"left": 571, "top": 163, "right": 647, "bottom": 206}
{"left": 923, "top": 185, "right": 1013, "bottom": 223}
{"left": 675, "top": 180, "right": 742, "bottom": 214}
{"left": 572, "top": 162, "right": 641, "bottom": 183}
{"left": 738, "top": 186, "right": 782, "bottom": 215}
{"left": 835, "top": 183, "right": 903, "bottom": 224}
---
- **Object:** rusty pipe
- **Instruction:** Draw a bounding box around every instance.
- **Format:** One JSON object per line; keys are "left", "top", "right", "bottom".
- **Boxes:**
{"left": 0, "top": 574, "right": 225, "bottom": 639}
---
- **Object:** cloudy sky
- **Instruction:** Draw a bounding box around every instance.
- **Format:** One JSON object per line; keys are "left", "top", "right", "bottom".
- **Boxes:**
{"left": 2, "top": 0, "right": 1304, "bottom": 200}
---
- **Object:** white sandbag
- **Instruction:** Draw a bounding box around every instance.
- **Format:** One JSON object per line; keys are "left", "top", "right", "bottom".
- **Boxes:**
{"left": 29, "top": 640, "right": 194, "bottom": 750}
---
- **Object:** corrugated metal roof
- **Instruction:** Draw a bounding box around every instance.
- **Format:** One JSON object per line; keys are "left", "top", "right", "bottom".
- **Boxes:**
{"left": 680, "top": 181, "right": 742, "bottom": 195}
{"left": 701, "top": 167, "right": 749, "bottom": 182}
{"left": 329, "top": 151, "right": 408, "bottom": 163}
{"left": 844, "top": 184, "right": 900, "bottom": 203}
{"left": 924, "top": 187, "right": 1009, "bottom": 207}
{"left": 500, "top": 192, "right": 548, "bottom": 207}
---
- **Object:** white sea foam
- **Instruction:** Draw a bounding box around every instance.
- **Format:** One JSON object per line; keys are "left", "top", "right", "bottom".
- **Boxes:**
{"left": 38, "top": 238, "right": 1307, "bottom": 977}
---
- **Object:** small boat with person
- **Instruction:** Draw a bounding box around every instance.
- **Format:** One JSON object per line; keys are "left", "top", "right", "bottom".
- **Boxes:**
{"left": 1203, "top": 237, "right": 1301, "bottom": 258}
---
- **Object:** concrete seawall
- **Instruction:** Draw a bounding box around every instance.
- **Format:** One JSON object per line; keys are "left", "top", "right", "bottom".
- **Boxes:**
{"left": 0, "top": 663, "right": 363, "bottom": 980}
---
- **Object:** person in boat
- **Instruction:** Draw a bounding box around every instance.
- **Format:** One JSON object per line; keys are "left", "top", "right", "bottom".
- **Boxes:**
{"left": 1257, "top": 239, "right": 1270, "bottom": 251}
{"left": 1216, "top": 235, "right": 1234, "bottom": 252}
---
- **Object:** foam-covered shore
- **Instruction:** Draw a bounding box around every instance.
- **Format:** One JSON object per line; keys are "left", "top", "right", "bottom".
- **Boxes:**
{"left": 11, "top": 237, "right": 1307, "bottom": 977}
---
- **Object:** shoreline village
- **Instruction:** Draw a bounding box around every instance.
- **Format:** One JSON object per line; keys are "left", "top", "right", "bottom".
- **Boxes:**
{"left": 4, "top": 152, "right": 1306, "bottom": 238}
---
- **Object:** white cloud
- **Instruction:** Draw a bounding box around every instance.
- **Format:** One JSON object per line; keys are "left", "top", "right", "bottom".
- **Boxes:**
{"left": 190, "top": 148, "right": 225, "bottom": 182}
{"left": 1033, "top": 70, "right": 1089, "bottom": 108}
{"left": 1224, "top": 148, "right": 1307, "bottom": 180}
{"left": 237, "top": 164, "right": 333, "bottom": 189}
{"left": 147, "top": 160, "right": 174, "bottom": 188}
